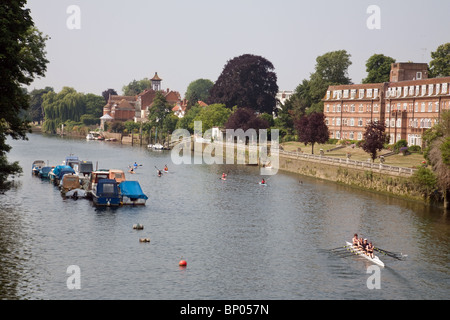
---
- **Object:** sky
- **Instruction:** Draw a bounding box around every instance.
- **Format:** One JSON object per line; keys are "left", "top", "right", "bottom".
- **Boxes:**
{"left": 25, "top": 0, "right": 450, "bottom": 97}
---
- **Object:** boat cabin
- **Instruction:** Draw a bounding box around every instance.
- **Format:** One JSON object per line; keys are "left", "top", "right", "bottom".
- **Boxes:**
{"left": 88, "top": 170, "right": 110, "bottom": 191}
{"left": 109, "top": 169, "right": 126, "bottom": 183}
{"left": 74, "top": 161, "right": 93, "bottom": 177}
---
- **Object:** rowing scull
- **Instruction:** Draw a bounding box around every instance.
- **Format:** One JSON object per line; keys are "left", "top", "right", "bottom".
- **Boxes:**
{"left": 345, "top": 241, "right": 385, "bottom": 267}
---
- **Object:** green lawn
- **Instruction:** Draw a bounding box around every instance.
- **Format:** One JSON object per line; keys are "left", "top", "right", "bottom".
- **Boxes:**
{"left": 280, "top": 141, "right": 425, "bottom": 168}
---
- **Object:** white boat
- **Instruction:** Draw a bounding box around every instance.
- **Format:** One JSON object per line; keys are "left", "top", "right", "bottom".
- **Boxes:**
{"left": 151, "top": 143, "right": 164, "bottom": 150}
{"left": 345, "top": 241, "right": 385, "bottom": 267}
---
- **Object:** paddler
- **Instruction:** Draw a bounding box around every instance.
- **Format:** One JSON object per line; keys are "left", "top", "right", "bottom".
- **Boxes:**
{"left": 261, "top": 178, "right": 266, "bottom": 185}
{"left": 222, "top": 173, "right": 227, "bottom": 179}
{"left": 164, "top": 165, "right": 168, "bottom": 172}
{"left": 157, "top": 169, "right": 162, "bottom": 177}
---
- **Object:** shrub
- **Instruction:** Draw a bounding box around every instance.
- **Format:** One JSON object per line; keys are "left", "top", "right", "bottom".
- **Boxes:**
{"left": 394, "top": 139, "right": 408, "bottom": 152}
{"left": 408, "top": 145, "right": 422, "bottom": 153}
{"left": 411, "top": 167, "right": 438, "bottom": 199}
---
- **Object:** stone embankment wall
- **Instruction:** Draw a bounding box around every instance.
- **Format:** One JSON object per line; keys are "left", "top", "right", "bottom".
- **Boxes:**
{"left": 279, "top": 153, "right": 424, "bottom": 202}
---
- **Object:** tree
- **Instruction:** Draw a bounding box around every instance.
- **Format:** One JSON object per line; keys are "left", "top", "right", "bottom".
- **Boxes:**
{"left": 42, "top": 87, "right": 86, "bottom": 133}
{"left": 208, "top": 54, "right": 278, "bottom": 114}
{"left": 122, "top": 78, "right": 151, "bottom": 96}
{"left": 429, "top": 43, "right": 450, "bottom": 78}
{"left": 294, "top": 112, "right": 329, "bottom": 154}
{"left": 285, "top": 79, "right": 312, "bottom": 117}
{"left": 185, "top": 79, "right": 214, "bottom": 108}
{"left": 176, "top": 105, "right": 202, "bottom": 133}
{"left": 285, "top": 50, "right": 352, "bottom": 117}
{"left": 193, "top": 104, "right": 232, "bottom": 133}
{"left": 361, "top": 121, "right": 387, "bottom": 162}
{"left": 147, "top": 91, "right": 172, "bottom": 131}
{"left": 28, "top": 87, "right": 54, "bottom": 124}
{"left": 362, "top": 54, "right": 396, "bottom": 83}
{"left": 308, "top": 50, "right": 352, "bottom": 112}
{"left": 422, "top": 110, "right": 450, "bottom": 205}
{"left": 84, "top": 93, "right": 105, "bottom": 118}
{"left": 102, "top": 88, "right": 117, "bottom": 102}
{"left": 224, "top": 107, "right": 270, "bottom": 132}
{"left": 0, "top": 0, "right": 49, "bottom": 189}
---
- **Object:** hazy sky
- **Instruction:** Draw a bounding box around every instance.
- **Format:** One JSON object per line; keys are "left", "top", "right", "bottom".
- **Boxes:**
{"left": 26, "top": 0, "right": 450, "bottom": 97}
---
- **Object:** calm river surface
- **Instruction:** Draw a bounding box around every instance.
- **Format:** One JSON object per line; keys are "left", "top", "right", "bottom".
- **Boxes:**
{"left": 0, "top": 133, "right": 448, "bottom": 300}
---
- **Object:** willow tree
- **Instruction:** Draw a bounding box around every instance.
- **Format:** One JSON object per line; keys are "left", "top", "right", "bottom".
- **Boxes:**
{"left": 42, "top": 87, "right": 86, "bottom": 133}
{"left": 0, "top": 0, "right": 49, "bottom": 189}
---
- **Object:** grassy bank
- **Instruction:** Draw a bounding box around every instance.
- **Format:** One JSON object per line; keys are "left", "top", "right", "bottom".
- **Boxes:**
{"left": 281, "top": 141, "right": 425, "bottom": 169}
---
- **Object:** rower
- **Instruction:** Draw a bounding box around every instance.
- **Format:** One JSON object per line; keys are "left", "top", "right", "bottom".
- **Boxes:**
{"left": 366, "top": 241, "right": 374, "bottom": 258}
{"left": 357, "top": 237, "right": 364, "bottom": 250}
{"left": 352, "top": 234, "right": 359, "bottom": 246}
{"left": 362, "top": 239, "right": 369, "bottom": 254}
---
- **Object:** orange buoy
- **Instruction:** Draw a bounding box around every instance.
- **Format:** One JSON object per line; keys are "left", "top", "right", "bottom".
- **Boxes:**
{"left": 179, "top": 259, "right": 187, "bottom": 267}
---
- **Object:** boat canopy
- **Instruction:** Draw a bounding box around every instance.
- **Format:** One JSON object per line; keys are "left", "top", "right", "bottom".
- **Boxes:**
{"left": 119, "top": 181, "right": 148, "bottom": 200}
{"left": 96, "top": 179, "right": 119, "bottom": 196}
{"left": 52, "top": 165, "right": 75, "bottom": 178}
{"left": 40, "top": 167, "right": 53, "bottom": 174}
{"left": 62, "top": 175, "right": 80, "bottom": 189}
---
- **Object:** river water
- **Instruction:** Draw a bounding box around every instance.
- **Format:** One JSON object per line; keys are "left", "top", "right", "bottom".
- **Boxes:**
{"left": 0, "top": 133, "right": 448, "bottom": 300}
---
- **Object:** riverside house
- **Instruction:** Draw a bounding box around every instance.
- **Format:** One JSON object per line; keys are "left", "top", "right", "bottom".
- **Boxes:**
{"left": 324, "top": 63, "right": 450, "bottom": 147}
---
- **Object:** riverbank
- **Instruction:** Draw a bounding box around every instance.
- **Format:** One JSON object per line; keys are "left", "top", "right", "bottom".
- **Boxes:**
{"left": 278, "top": 152, "right": 425, "bottom": 202}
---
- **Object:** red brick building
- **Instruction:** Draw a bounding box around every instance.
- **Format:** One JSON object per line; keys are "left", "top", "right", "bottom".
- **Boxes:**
{"left": 103, "top": 72, "right": 182, "bottom": 122}
{"left": 324, "top": 63, "right": 450, "bottom": 147}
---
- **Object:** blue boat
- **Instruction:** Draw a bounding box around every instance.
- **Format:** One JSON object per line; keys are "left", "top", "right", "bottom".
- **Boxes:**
{"left": 92, "top": 179, "right": 121, "bottom": 207}
{"left": 49, "top": 165, "right": 75, "bottom": 186}
{"left": 38, "top": 166, "right": 53, "bottom": 179}
{"left": 119, "top": 181, "right": 148, "bottom": 205}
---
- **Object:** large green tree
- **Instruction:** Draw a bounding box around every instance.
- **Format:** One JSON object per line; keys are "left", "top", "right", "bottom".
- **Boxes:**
{"left": 122, "top": 78, "right": 151, "bottom": 96}
{"left": 286, "top": 50, "right": 352, "bottom": 117}
{"left": 185, "top": 79, "right": 214, "bottom": 108}
{"left": 429, "top": 43, "right": 450, "bottom": 78}
{"left": 362, "top": 54, "right": 396, "bottom": 83}
{"left": 208, "top": 54, "right": 278, "bottom": 114}
{"left": 308, "top": 50, "right": 352, "bottom": 113}
{"left": 42, "top": 87, "right": 86, "bottom": 133}
{"left": 0, "top": 0, "right": 49, "bottom": 189}
{"left": 28, "top": 87, "right": 54, "bottom": 124}
{"left": 193, "top": 104, "right": 232, "bottom": 133}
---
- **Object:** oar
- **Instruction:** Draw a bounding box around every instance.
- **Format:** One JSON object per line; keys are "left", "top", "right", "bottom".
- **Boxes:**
{"left": 331, "top": 244, "right": 352, "bottom": 251}
{"left": 374, "top": 247, "right": 406, "bottom": 260}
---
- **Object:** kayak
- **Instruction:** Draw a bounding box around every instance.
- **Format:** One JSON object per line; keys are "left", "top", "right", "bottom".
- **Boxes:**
{"left": 259, "top": 182, "right": 267, "bottom": 186}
